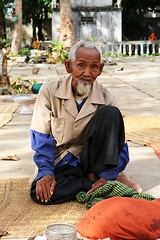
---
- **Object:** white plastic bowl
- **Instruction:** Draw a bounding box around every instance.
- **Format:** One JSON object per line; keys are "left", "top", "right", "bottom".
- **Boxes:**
{"left": 12, "top": 95, "right": 36, "bottom": 114}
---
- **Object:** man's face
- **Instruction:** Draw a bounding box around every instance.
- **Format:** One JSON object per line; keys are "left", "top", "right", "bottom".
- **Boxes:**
{"left": 65, "top": 46, "right": 104, "bottom": 97}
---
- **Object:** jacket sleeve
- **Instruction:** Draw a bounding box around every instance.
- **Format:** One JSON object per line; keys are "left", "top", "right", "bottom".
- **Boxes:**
{"left": 31, "top": 129, "right": 55, "bottom": 181}
{"left": 99, "top": 143, "right": 130, "bottom": 181}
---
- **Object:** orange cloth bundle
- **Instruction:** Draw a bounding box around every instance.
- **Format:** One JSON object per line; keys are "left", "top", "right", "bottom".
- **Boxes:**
{"left": 148, "top": 33, "right": 157, "bottom": 41}
{"left": 76, "top": 197, "right": 160, "bottom": 240}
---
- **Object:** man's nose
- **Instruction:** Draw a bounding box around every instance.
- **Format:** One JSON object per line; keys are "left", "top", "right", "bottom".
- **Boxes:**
{"left": 83, "top": 67, "right": 91, "bottom": 76}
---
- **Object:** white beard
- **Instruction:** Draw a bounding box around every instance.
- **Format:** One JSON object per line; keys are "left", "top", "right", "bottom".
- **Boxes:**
{"left": 76, "top": 81, "right": 92, "bottom": 98}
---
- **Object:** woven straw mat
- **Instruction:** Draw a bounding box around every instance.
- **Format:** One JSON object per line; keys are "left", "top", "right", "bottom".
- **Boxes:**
{"left": 0, "top": 103, "right": 19, "bottom": 128}
{"left": 124, "top": 116, "right": 160, "bottom": 157}
{"left": 124, "top": 116, "right": 160, "bottom": 145}
{"left": 0, "top": 178, "right": 87, "bottom": 239}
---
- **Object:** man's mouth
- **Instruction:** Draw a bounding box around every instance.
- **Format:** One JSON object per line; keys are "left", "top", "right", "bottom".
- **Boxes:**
{"left": 79, "top": 76, "right": 93, "bottom": 82}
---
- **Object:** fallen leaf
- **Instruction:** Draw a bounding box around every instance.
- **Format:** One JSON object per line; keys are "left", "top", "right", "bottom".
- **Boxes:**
{"left": 0, "top": 155, "right": 19, "bottom": 161}
{"left": 0, "top": 229, "right": 8, "bottom": 237}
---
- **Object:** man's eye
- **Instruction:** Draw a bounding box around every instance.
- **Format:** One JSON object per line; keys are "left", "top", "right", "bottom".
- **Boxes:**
{"left": 91, "top": 65, "right": 98, "bottom": 70}
{"left": 78, "top": 63, "right": 85, "bottom": 68}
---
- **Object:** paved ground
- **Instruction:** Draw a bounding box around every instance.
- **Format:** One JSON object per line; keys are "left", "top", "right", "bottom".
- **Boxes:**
{"left": 0, "top": 55, "right": 160, "bottom": 197}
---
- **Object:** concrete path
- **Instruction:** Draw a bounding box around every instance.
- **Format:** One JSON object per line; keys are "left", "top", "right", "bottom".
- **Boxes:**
{"left": 0, "top": 56, "right": 160, "bottom": 197}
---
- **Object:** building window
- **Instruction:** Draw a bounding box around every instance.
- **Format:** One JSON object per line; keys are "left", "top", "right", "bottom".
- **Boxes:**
{"left": 81, "top": 16, "right": 94, "bottom": 23}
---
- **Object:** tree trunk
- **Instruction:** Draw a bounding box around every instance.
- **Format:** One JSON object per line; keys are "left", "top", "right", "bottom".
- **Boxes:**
{"left": 59, "top": 0, "right": 74, "bottom": 49}
{"left": 11, "top": 0, "right": 22, "bottom": 54}
{"left": 0, "top": 6, "right": 6, "bottom": 45}
{"left": 0, "top": 50, "right": 10, "bottom": 87}
{"left": 32, "top": 17, "right": 37, "bottom": 39}
{"left": 38, "top": 19, "right": 44, "bottom": 41}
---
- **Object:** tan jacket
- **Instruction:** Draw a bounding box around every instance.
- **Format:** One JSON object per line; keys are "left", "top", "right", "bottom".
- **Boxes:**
{"left": 31, "top": 75, "right": 117, "bottom": 165}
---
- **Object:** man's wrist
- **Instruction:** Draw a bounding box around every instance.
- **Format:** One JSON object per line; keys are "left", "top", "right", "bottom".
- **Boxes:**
{"left": 36, "top": 169, "right": 54, "bottom": 181}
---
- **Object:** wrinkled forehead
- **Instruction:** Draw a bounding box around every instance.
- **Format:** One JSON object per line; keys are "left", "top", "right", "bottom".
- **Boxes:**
{"left": 76, "top": 45, "right": 100, "bottom": 54}
{"left": 75, "top": 46, "right": 101, "bottom": 61}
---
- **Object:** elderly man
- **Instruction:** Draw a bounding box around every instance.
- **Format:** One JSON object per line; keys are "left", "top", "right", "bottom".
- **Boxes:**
{"left": 30, "top": 40, "right": 140, "bottom": 204}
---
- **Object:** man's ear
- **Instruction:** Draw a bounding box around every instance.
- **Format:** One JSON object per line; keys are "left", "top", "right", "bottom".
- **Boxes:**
{"left": 98, "top": 62, "right": 104, "bottom": 76}
{"left": 65, "top": 60, "right": 72, "bottom": 73}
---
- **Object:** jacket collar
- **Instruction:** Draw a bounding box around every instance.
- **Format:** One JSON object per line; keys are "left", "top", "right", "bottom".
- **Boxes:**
{"left": 55, "top": 75, "right": 106, "bottom": 120}
{"left": 55, "top": 75, "right": 106, "bottom": 105}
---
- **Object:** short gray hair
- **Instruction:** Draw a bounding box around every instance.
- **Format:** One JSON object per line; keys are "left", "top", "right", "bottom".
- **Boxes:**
{"left": 68, "top": 40, "right": 103, "bottom": 63}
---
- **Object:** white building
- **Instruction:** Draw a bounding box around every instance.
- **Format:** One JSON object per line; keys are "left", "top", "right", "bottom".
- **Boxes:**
{"left": 52, "top": 0, "right": 122, "bottom": 45}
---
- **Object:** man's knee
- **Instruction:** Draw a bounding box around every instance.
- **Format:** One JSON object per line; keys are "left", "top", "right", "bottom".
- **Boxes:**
{"left": 30, "top": 180, "right": 39, "bottom": 203}
{"left": 98, "top": 105, "right": 122, "bottom": 117}
{"left": 92, "top": 106, "right": 123, "bottom": 125}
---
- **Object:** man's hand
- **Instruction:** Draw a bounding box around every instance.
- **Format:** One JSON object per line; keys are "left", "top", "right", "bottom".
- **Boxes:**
{"left": 36, "top": 175, "right": 56, "bottom": 203}
{"left": 87, "top": 177, "right": 107, "bottom": 194}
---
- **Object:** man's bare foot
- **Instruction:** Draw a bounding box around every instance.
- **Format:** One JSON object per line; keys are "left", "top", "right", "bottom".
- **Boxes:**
{"left": 117, "top": 173, "right": 142, "bottom": 193}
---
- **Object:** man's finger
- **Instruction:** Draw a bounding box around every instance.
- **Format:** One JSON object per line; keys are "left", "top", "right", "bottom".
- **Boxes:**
{"left": 87, "top": 183, "right": 100, "bottom": 194}
{"left": 87, "top": 178, "right": 107, "bottom": 194}
{"left": 50, "top": 181, "right": 56, "bottom": 196}
{"left": 42, "top": 182, "right": 51, "bottom": 202}
{"left": 36, "top": 181, "right": 50, "bottom": 202}
{"left": 36, "top": 182, "right": 44, "bottom": 202}
{"left": 87, "top": 187, "right": 95, "bottom": 194}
